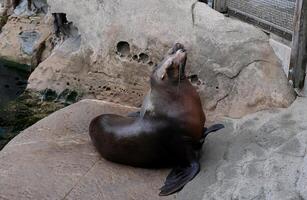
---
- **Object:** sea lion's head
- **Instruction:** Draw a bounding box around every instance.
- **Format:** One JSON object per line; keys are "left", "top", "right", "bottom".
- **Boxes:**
{"left": 153, "top": 43, "right": 187, "bottom": 85}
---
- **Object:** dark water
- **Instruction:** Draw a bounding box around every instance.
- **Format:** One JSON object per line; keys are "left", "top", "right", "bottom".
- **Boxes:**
{"left": 0, "top": 62, "right": 29, "bottom": 107}
{"left": 0, "top": 61, "right": 30, "bottom": 149}
{"left": 0, "top": 61, "right": 77, "bottom": 150}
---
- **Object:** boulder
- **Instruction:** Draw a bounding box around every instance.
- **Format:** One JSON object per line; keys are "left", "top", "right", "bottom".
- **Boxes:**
{"left": 27, "top": 0, "right": 295, "bottom": 120}
{"left": 0, "top": 97, "right": 307, "bottom": 200}
{"left": 0, "top": 100, "right": 175, "bottom": 200}
{"left": 179, "top": 97, "right": 307, "bottom": 200}
{"left": 0, "top": 13, "right": 55, "bottom": 69}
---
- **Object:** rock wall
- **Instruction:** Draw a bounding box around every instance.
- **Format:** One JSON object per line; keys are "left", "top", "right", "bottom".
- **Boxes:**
{"left": 0, "top": 0, "right": 55, "bottom": 70}
{"left": 1, "top": 0, "right": 296, "bottom": 120}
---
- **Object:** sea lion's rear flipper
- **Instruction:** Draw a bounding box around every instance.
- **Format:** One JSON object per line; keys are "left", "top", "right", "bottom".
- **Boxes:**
{"left": 159, "top": 161, "right": 200, "bottom": 196}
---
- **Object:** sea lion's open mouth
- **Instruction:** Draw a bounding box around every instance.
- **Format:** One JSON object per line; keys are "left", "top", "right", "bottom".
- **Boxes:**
{"left": 173, "top": 48, "right": 187, "bottom": 80}
{"left": 168, "top": 43, "right": 186, "bottom": 55}
{"left": 154, "top": 43, "right": 187, "bottom": 83}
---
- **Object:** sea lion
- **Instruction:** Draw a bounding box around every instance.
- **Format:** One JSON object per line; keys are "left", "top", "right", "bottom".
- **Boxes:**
{"left": 89, "top": 43, "right": 224, "bottom": 196}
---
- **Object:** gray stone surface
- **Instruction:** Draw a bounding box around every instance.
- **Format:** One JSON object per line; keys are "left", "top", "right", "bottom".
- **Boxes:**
{"left": 28, "top": 0, "right": 295, "bottom": 120}
{"left": 0, "top": 97, "right": 307, "bottom": 200}
{"left": 19, "top": 31, "right": 41, "bottom": 55}
{"left": 180, "top": 97, "right": 307, "bottom": 200}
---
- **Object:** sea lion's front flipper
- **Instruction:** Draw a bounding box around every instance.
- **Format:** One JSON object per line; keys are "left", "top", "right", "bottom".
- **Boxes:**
{"left": 203, "top": 123, "right": 225, "bottom": 137}
{"left": 159, "top": 161, "right": 200, "bottom": 196}
{"left": 192, "top": 124, "right": 225, "bottom": 151}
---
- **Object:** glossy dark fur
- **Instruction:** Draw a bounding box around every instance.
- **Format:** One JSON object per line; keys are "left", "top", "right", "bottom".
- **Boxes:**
{"left": 89, "top": 43, "right": 224, "bottom": 196}
{"left": 90, "top": 115, "right": 195, "bottom": 168}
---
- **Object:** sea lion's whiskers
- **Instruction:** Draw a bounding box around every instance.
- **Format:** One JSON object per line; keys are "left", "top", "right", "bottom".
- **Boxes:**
{"left": 177, "top": 63, "right": 182, "bottom": 95}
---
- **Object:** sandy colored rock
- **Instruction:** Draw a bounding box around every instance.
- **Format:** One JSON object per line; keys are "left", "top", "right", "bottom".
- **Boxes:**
{"left": 1, "top": 97, "right": 307, "bottom": 200}
{"left": 0, "top": 100, "right": 175, "bottom": 200}
{"left": 0, "top": 13, "right": 55, "bottom": 68}
{"left": 27, "top": 0, "right": 295, "bottom": 120}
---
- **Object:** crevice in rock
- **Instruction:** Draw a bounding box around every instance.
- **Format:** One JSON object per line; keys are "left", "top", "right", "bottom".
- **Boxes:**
{"left": 52, "top": 13, "right": 76, "bottom": 38}
{"left": 61, "top": 158, "right": 102, "bottom": 200}
{"left": 0, "top": 14, "right": 8, "bottom": 31}
{"left": 216, "top": 59, "right": 270, "bottom": 79}
{"left": 210, "top": 59, "right": 272, "bottom": 111}
{"left": 31, "top": 40, "right": 45, "bottom": 68}
{"left": 210, "top": 93, "right": 229, "bottom": 111}
{"left": 191, "top": 1, "right": 197, "bottom": 26}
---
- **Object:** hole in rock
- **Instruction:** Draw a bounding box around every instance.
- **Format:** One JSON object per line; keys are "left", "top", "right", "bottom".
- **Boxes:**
{"left": 116, "top": 41, "right": 130, "bottom": 57}
{"left": 139, "top": 53, "right": 149, "bottom": 63}
{"left": 189, "top": 74, "right": 199, "bottom": 83}
{"left": 132, "top": 55, "right": 138, "bottom": 61}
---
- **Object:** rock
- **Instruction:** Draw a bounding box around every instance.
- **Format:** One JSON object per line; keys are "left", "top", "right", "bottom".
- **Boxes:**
{"left": 27, "top": 35, "right": 88, "bottom": 93}
{"left": 0, "top": 99, "right": 175, "bottom": 200}
{"left": 19, "top": 31, "right": 41, "bottom": 55}
{"left": 1, "top": 97, "right": 307, "bottom": 199}
{"left": 0, "top": 0, "right": 15, "bottom": 16}
{"left": 0, "top": 13, "right": 55, "bottom": 69}
{"left": 179, "top": 97, "right": 307, "bottom": 200}
{"left": 13, "top": 0, "right": 48, "bottom": 16}
{"left": 28, "top": 0, "right": 295, "bottom": 120}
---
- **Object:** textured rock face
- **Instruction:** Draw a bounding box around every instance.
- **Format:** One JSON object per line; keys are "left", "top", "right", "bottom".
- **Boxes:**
{"left": 0, "top": 13, "right": 55, "bottom": 69}
{"left": 27, "top": 0, "right": 295, "bottom": 120}
{"left": 179, "top": 97, "right": 307, "bottom": 200}
{"left": 0, "top": 98, "right": 306, "bottom": 200}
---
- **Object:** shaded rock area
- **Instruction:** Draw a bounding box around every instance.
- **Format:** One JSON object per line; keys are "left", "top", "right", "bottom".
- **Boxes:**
{"left": 0, "top": 98, "right": 306, "bottom": 200}
{"left": 27, "top": 0, "right": 295, "bottom": 121}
